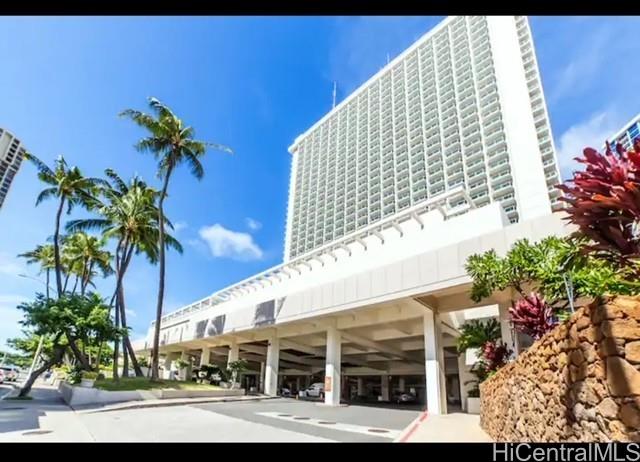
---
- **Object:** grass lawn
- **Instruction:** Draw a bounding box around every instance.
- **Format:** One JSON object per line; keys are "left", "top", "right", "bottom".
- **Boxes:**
{"left": 94, "top": 377, "right": 223, "bottom": 392}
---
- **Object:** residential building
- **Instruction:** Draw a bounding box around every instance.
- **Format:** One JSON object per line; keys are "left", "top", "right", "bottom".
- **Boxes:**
{"left": 0, "top": 128, "right": 26, "bottom": 210}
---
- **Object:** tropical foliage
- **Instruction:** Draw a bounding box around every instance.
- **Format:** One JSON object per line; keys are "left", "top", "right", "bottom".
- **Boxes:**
{"left": 14, "top": 293, "right": 121, "bottom": 397}
{"left": 120, "top": 97, "right": 232, "bottom": 381}
{"left": 557, "top": 139, "right": 640, "bottom": 273}
{"left": 455, "top": 318, "right": 501, "bottom": 354}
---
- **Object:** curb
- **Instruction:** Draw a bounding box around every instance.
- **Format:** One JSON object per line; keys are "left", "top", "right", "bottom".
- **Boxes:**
{"left": 74, "top": 395, "right": 281, "bottom": 414}
{"left": 394, "top": 410, "right": 428, "bottom": 443}
{"left": 0, "top": 382, "right": 22, "bottom": 401}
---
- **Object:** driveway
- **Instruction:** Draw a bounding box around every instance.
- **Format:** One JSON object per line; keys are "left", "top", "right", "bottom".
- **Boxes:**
{"left": 193, "top": 398, "right": 421, "bottom": 442}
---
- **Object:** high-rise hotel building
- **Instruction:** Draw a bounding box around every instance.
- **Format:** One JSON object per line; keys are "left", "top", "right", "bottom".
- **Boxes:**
{"left": 285, "top": 16, "right": 561, "bottom": 260}
{"left": 606, "top": 113, "right": 640, "bottom": 152}
{"left": 0, "top": 128, "right": 26, "bottom": 210}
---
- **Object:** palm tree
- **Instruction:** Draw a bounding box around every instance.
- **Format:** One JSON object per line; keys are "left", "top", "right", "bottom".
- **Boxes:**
{"left": 24, "top": 154, "right": 107, "bottom": 298}
{"left": 18, "top": 244, "right": 55, "bottom": 299}
{"left": 61, "top": 232, "right": 113, "bottom": 296}
{"left": 67, "top": 169, "right": 182, "bottom": 378}
{"left": 120, "top": 97, "right": 232, "bottom": 380}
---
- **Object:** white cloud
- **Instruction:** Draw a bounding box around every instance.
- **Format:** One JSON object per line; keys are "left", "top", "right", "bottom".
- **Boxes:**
{"left": 555, "top": 109, "right": 626, "bottom": 179}
{"left": 0, "top": 252, "right": 26, "bottom": 277}
{"left": 198, "top": 224, "right": 263, "bottom": 261}
{"left": 245, "top": 217, "right": 262, "bottom": 231}
{"left": 172, "top": 221, "right": 188, "bottom": 234}
{"left": 0, "top": 294, "right": 29, "bottom": 349}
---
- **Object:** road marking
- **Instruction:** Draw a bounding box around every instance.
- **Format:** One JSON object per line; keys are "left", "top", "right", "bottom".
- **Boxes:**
{"left": 255, "top": 411, "right": 401, "bottom": 439}
{"left": 396, "top": 410, "right": 428, "bottom": 443}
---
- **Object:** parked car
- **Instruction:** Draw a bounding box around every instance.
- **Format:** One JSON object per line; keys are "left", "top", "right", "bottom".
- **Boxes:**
{"left": 304, "top": 382, "right": 325, "bottom": 399}
{"left": 0, "top": 366, "right": 18, "bottom": 382}
{"left": 280, "top": 387, "right": 291, "bottom": 397}
{"left": 393, "top": 391, "right": 417, "bottom": 404}
{"left": 0, "top": 369, "right": 4, "bottom": 384}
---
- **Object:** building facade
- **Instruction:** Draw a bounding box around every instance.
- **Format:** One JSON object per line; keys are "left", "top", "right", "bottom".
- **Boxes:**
{"left": 606, "top": 113, "right": 640, "bottom": 151}
{"left": 138, "top": 16, "right": 569, "bottom": 415}
{"left": 284, "top": 15, "right": 561, "bottom": 261}
{"left": 0, "top": 128, "right": 26, "bottom": 210}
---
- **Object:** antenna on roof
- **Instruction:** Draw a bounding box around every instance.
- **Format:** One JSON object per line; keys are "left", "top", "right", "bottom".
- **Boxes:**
{"left": 332, "top": 81, "right": 337, "bottom": 109}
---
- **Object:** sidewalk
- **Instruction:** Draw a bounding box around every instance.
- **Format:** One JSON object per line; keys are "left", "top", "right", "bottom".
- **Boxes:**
{"left": 73, "top": 393, "right": 279, "bottom": 414}
{"left": 0, "top": 383, "right": 94, "bottom": 442}
{"left": 395, "top": 411, "right": 492, "bottom": 442}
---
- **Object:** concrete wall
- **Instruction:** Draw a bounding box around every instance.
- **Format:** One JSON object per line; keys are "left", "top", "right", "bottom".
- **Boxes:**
{"left": 148, "top": 211, "right": 572, "bottom": 350}
{"left": 480, "top": 296, "right": 640, "bottom": 442}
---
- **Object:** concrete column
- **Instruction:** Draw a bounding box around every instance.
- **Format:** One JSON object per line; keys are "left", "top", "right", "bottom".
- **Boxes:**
{"left": 305, "top": 375, "right": 311, "bottom": 387}
{"left": 259, "top": 362, "right": 265, "bottom": 393}
{"left": 227, "top": 340, "right": 239, "bottom": 367}
{"left": 200, "top": 348, "right": 211, "bottom": 367}
{"left": 180, "top": 350, "right": 192, "bottom": 381}
{"left": 457, "top": 352, "right": 475, "bottom": 412}
{"left": 399, "top": 377, "right": 406, "bottom": 392}
{"left": 357, "top": 377, "right": 364, "bottom": 396}
{"left": 381, "top": 375, "right": 390, "bottom": 401}
{"left": 296, "top": 377, "right": 301, "bottom": 392}
{"left": 424, "top": 309, "right": 447, "bottom": 415}
{"left": 324, "top": 326, "right": 342, "bottom": 406}
{"left": 163, "top": 353, "right": 175, "bottom": 380}
{"left": 265, "top": 336, "right": 280, "bottom": 396}
{"left": 498, "top": 303, "right": 515, "bottom": 351}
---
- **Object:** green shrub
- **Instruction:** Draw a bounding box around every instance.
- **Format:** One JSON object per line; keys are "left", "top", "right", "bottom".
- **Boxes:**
{"left": 81, "top": 371, "right": 98, "bottom": 380}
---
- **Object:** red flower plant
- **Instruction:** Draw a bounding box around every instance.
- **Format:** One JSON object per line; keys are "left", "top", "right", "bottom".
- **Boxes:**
{"left": 556, "top": 139, "right": 640, "bottom": 270}
{"left": 509, "top": 292, "right": 556, "bottom": 340}
{"left": 481, "top": 340, "right": 512, "bottom": 372}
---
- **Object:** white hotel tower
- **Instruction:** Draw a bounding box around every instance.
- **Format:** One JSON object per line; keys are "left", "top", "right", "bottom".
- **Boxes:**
{"left": 138, "top": 16, "right": 568, "bottom": 415}
{"left": 285, "top": 15, "right": 561, "bottom": 260}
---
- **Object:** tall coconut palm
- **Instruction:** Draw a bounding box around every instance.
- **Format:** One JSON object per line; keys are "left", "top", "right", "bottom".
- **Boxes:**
{"left": 18, "top": 244, "right": 55, "bottom": 299}
{"left": 120, "top": 97, "right": 232, "bottom": 380}
{"left": 67, "top": 169, "right": 182, "bottom": 378}
{"left": 24, "top": 154, "right": 107, "bottom": 298}
{"left": 61, "top": 232, "right": 113, "bottom": 296}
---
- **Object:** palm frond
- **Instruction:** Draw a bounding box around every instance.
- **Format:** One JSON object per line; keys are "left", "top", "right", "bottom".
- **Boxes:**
{"left": 183, "top": 151, "right": 205, "bottom": 180}
{"left": 66, "top": 218, "right": 111, "bottom": 233}
{"left": 24, "top": 152, "right": 55, "bottom": 177}
{"left": 35, "top": 187, "right": 58, "bottom": 206}
{"left": 104, "top": 168, "right": 128, "bottom": 193}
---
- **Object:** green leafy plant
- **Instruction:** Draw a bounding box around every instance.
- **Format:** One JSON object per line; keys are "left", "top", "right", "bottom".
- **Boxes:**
{"left": 175, "top": 358, "right": 190, "bottom": 370}
{"left": 226, "top": 359, "right": 248, "bottom": 385}
{"left": 456, "top": 319, "right": 501, "bottom": 354}
{"left": 81, "top": 371, "right": 98, "bottom": 380}
{"left": 67, "top": 365, "right": 84, "bottom": 385}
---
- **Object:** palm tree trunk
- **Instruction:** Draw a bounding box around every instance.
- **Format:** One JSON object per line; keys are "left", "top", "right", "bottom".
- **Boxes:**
{"left": 113, "top": 295, "right": 120, "bottom": 381}
{"left": 71, "top": 275, "right": 80, "bottom": 295}
{"left": 54, "top": 197, "right": 65, "bottom": 297}
{"left": 20, "top": 340, "right": 65, "bottom": 398}
{"left": 151, "top": 167, "right": 173, "bottom": 381}
{"left": 119, "top": 278, "right": 143, "bottom": 377}
{"left": 66, "top": 331, "right": 91, "bottom": 370}
{"left": 45, "top": 269, "right": 50, "bottom": 300}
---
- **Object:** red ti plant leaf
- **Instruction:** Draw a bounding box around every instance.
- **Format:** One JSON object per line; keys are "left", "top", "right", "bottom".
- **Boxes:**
{"left": 509, "top": 292, "right": 556, "bottom": 340}
{"left": 481, "top": 340, "right": 512, "bottom": 372}
{"left": 556, "top": 138, "right": 640, "bottom": 270}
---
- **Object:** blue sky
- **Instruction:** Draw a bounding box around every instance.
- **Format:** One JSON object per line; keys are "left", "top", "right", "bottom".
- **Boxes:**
{"left": 1, "top": 16, "right": 639, "bottom": 348}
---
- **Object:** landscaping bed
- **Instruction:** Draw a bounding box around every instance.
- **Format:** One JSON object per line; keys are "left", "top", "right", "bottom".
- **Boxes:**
{"left": 60, "top": 377, "right": 245, "bottom": 407}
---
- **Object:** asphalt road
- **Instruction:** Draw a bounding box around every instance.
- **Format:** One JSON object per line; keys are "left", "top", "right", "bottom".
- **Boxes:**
{"left": 0, "top": 384, "right": 13, "bottom": 399}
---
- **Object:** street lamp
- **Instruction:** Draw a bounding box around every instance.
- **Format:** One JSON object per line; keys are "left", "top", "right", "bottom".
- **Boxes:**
{"left": 18, "top": 274, "right": 54, "bottom": 380}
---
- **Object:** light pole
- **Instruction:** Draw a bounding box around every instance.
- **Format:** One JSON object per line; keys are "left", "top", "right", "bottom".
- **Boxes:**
{"left": 18, "top": 274, "right": 54, "bottom": 380}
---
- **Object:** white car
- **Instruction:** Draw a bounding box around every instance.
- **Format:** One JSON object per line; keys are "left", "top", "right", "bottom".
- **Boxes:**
{"left": 304, "top": 382, "right": 325, "bottom": 399}
{"left": 0, "top": 369, "right": 4, "bottom": 384}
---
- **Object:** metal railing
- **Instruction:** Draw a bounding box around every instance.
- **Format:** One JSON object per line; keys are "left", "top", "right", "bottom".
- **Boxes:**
{"left": 152, "top": 186, "right": 474, "bottom": 326}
